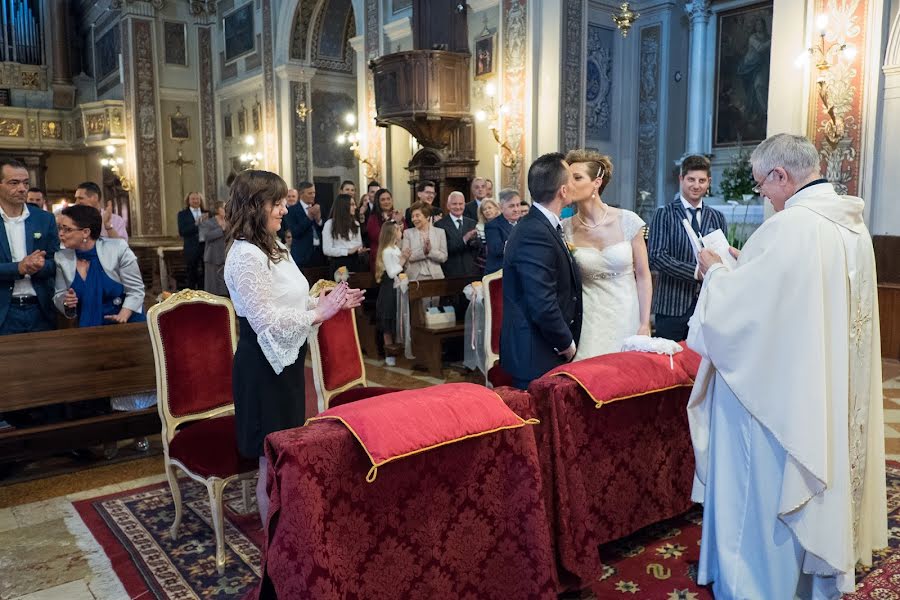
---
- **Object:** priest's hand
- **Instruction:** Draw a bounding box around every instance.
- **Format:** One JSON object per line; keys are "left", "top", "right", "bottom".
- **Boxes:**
{"left": 698, "top": 248, "right": 722, "bottom": 277}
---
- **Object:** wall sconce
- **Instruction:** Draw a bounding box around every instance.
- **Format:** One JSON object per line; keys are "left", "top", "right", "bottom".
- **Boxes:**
{"left": 295, "top": 101, "right": 312, "bottom": 122}
{"left": 611, "top": 2, "right": 640, "bottom": 38}
{"left": 796, "top": 14, "right": 856, "bottom": 145}
{"left": 100, "top": 144, "right": 131, "bottom": 191}
{"left": 239, "top": 134, "right": 263, "bottom": 169}
{"left": 336, "top": 113, "right": 379, "bottom": 180}
{"left": 475, "top": 81, "right": 520, "bottom": 175}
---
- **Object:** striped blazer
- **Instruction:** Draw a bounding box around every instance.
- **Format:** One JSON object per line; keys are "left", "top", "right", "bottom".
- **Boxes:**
{"left": 648, "top": 200, "right": 727, "bottom": 317}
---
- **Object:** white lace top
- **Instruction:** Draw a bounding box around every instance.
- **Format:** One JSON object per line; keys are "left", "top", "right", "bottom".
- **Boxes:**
{"left": 224, "top": 240, "right": 319, "bottom": 374}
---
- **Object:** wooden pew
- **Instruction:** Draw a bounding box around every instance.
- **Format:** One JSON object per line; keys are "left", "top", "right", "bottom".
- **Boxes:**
{"left": 0, "top": 322, "right": 159, "bottom": 462}
{"left": 406, "top": 276, "right": 479, "bottom": 377}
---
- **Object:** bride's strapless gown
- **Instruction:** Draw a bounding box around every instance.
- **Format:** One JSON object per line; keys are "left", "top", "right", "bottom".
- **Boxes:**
{"left": 563, "top": 211, "right": 644, "bottom": 360}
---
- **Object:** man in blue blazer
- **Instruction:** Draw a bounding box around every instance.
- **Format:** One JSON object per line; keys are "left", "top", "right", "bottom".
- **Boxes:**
{"left": 648, "top": 154, "right": 727, "bottom": 342}
{"left": 500, "top": 153, "right": 582, "bottom": 390}
{"left": 484, "top": 188, "right": 521, "bottom": 274}
{"left": 284, "top": 181, "right": 325, "bottom": 268}
{"left": 0, "top": 158, "right": 59, "bottom": 335}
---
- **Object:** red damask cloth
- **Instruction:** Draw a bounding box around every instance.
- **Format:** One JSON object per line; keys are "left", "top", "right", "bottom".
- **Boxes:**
{"left": 254, "top": 418, "right": 558, "bottom": 599}
{"left": 496, "top": 375, "right": 696, "bottom": 591}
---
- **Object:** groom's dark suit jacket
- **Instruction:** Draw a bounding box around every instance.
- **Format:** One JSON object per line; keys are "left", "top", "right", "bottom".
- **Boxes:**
{"left": 500, "top": 206, "right": 582, "bottom": 389}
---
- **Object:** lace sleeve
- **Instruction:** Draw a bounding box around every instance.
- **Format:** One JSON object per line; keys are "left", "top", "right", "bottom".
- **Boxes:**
{"left": 226, "top": 245, "right": 318, "bottom": 375}
{"left": 622, "top": 210, "right": 647, "bottom": 241}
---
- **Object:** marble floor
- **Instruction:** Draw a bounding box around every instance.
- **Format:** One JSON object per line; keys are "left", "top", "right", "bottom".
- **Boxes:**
{"left": 1, "top": 359, "right": 897, "bottom": 600}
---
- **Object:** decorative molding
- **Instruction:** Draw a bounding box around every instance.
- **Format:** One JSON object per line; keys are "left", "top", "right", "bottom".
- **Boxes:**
{"left": 198, "top": 26, "right": 218, "bottom": 204}
{"left": 290, "top": 0, "right": 319, "bottom": 61}
{"left": 635, "top": 24, "right": 661, "bottom": 221}
{"left": 383, "top": 16, "right": 411, "bottom": 43}
{"left": 128, "top": 17, "right": 163, "bottom": 235}
{"left": 0, "top": 63, "right": 49, "bottom": 91}
{"left": 291, "top": 81, "right": 312, "bottom": 183}
{"left": 262, "top": 0, "right": 277, "bottom": 169}
{"left": 585, "top": 24, "right": 613, "bottom": 143}
{"left": 501, "top": 0, "right": 527, "bottom": 190}
{"left": 684, "top": 0, "right": 711, "bottom": 22}
{"left": 156, "top": 86, "right": 200, "bottom": 101}
{"left": 274, "top": 63, "right": 318, "bottom": 82}
{"left": 468, "top": 0, "right": 500, "bottom": 12}
{"left": 310, "top": 0, "right": 355, "bottom": 73}
{"left": 216, "top": 73, "right": 265, "bottom": 100}
{"left": 560, "top": 0, "right": 584, "bottom": 152}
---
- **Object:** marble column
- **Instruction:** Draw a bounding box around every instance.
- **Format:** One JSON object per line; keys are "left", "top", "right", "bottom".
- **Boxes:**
{"left": 50, "top": 0, "right": 75, "bottom": 108}
{"left": 198, "top": 26, "right": 218, "bottom": 204}
{"left": 684, "top": 0, "right": 710, "bottom": 155}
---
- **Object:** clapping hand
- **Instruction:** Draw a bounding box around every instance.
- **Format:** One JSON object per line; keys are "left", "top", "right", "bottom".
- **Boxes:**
{"left": 423, "top": 238, "right": 431, "bottom": 255}
{"left": 462, "top": 229, "right": 477, "bottom": 243}
{"left": 18, "top": 250, "right": 46, "bottom": 276}
{"left": 308, "top": 204, "right": 322, "bottom": 222}
{"left": 400, "top": 247, "right": 412, "bottom": 263}
{"left": 63, "top": 287, "right": 78, "bottom": 309}
{"left": 104, "top": 308, "right": 133, "bottom": 324}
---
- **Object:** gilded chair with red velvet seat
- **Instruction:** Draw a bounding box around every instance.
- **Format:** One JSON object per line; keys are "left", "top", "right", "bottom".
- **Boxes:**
{"left": 309, "top": 280, "right": 400, "bottom": 414}
{"left": 146, "top": 289, "right": 257, "bottom": 575}
{"left": 482, "top": 269, "right": 513, "bottom": 388}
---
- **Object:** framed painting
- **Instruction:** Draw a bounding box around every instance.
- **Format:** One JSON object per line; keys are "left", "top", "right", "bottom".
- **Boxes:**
{"left": 223, "top": 113, "right": 233, "bottom": 139}
{"left": 169, "top": 114, "right": 190, "bottom": 141}
{"left": 252, "top": 103, "right": 261, "bottom": 132}
{"left": 713, "top": 2, "right": 773, "bottom": 147}
{"left": 474, "top": 33, "right": 495, "bottom": 80}
{"left": 223, "top": 3, "right": 255, "bottom": 62}
{"left": 237, "top": 107, "right": 247, "bottom": 135}
{"left": 164, "top": 21, "right": 188, "bottom": 66}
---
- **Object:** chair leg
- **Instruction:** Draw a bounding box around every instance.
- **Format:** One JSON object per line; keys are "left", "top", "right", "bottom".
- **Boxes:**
{"left": 165, "top": 461, "right": 183, "bottom": 540}
{"left": 241, "top": 478, "right": 252, "bottom": 513}
{"left": 206, "top": 478, "right": 228, "bottom": 575}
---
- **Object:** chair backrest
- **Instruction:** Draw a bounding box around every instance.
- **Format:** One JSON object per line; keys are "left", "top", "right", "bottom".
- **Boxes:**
{"left": 146, "top": 290, "right": 238, "bottom": 445}
{"left": 482, "top": 269, "right": 503, "bottom": 373}
{"left": 309, "top": 303, "right": 367, "bottom": 415}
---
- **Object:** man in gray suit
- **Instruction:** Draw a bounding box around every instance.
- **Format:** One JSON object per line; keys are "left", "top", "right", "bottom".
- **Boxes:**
{"left": 648, "top": 155, "right": 727, "bottom": 342}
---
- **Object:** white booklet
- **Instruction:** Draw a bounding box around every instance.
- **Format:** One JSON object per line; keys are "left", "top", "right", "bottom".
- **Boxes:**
{"left": 681, "top": 219, "right": 738, "bottom": 270}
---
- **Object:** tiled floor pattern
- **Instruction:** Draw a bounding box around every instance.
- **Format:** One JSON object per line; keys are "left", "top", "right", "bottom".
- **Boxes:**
{"left": 0, "top": 359, "right": 897, "bottom": 599}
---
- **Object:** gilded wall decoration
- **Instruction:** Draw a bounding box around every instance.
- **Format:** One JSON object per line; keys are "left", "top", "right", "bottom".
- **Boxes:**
{"left": 130, "top": 18, "right": 163, "bottom": 235}
{"left": 810, "top": 0, "right": 866, "bottom": 196}
{"left": 0, "top": 63, "right": 46, "bottom": 91}
{"left": 636, "top": 25, "right": 661, "bottom": 221}
{"left": 292, "top": 81, "right": 311, "bottom": 183}
{"left": 110, "top": 109, "right": 124, "bottom": 134}
{"left": 85, "top": 113, "right": 109, "bottom": 135}
{"left": 502, "top": 0, "right": 527, "bottom": 190}
{"left": 364, "top": 0, "right": 383, "bottom": 178}
{"left": 198, "top": 26, "right": 218, "bottom": 203}
{"left": 27, "top": 118, "right": 37, "bottom": 138}
{"left": 40, "top": 120, "right": 62, "bottom": 139}
{"left": 262, "top": 0, "right": 277, "bottom": 168}
{"left": 311, "top": 89, "right": 355, "bottom": 169}
{"left": 561, "top": 0, "right": 584, "bottom": 152}
{"left": 586, "top": 25, "right": 614, "bottom": 143}
{"left": 0, "top": 118, "right": 26, "bottom": 137}
{"left": 20, "top": 70, "right": 40, "bottom": 89}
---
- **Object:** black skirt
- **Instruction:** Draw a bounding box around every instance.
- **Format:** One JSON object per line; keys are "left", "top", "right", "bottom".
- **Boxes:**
{"left": 233, "top": 317, "right": 307, "bottom": 458}
{"left": 375, "top": 276, "right": 396, "bottom": 333}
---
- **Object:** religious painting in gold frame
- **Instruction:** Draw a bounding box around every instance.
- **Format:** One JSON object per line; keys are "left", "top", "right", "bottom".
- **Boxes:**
{"left": 474, "top": 33, "right": 496, "bottom": 80}
{"left": 169, "top": 113, "right": 190, "bottom": 141}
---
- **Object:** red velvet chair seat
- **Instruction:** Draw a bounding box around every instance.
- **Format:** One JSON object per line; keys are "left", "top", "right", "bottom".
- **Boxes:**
{"left": 169, "top": 415, "right": 257, "bottom": 479}
{"left": 328, "top": 386, "right": 402, "bottom": 409}
{"left": 487, "top": 364, "right": 514, "bottom": 388}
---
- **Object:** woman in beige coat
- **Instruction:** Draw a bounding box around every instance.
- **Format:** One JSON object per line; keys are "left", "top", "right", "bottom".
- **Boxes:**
{"left": 402, "top": 201, "right": 447, "bottom": 281}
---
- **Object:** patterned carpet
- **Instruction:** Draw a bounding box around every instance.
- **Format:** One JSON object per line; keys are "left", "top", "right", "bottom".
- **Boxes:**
{"left": 72, "top": 462, "right": 900, "bottom": 600}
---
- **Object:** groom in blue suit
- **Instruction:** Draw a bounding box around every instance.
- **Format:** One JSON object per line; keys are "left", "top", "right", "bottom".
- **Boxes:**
{"left": 500, "top": 153, "right": 582, "bottom": 390}
{"left": 0, "top": 158, "right": 59, "bottom": 336}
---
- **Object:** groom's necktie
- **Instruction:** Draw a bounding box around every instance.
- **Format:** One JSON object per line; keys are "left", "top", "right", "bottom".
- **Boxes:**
{"left": 687, "top": 208, "right": 701, "bottom": 235}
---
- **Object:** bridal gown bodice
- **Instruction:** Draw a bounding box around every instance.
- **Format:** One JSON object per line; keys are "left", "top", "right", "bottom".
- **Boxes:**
{"left": 562, "top": 210, "right": 645, "bottom": 360}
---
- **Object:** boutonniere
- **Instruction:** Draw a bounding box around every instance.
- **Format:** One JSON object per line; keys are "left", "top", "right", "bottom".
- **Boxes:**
{"left": 33, "top": 232, "right": 42, "bottom": 240}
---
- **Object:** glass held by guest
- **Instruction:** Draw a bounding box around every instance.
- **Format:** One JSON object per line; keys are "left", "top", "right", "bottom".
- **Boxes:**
{"left": 562, "top": 149, "right": 652, "bottom": 359}
{"left": 223, "top": 169, "right": 364, "bottom": 524}
{"left": 54, "top": 204, "right": 146, "bottom": 326}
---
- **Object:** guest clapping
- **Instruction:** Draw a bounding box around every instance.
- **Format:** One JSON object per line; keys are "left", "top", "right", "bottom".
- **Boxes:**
{"left": 403, "top": 201, "right": 447, "bottom": 281}
{"left": 323, "top": 194, "right": 368, "bottom": 273}
{"left": 366, "top": 188, "right": 402, "bottom": 272}
{"left": 199, "top": 201, "right": 228, "bottom": 296}
{"left": 435, "top": 192, "right": 480, "bottom": 278}
{"left": 54, "top": 204, "right": 146, "bottom": 326}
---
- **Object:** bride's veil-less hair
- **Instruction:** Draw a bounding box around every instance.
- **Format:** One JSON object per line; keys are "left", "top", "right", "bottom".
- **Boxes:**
{"left": 225, "top": 169, "right": 289, "bottom": 264}
{"left": 565, "top": 149, "right": 614, "bottom": 195}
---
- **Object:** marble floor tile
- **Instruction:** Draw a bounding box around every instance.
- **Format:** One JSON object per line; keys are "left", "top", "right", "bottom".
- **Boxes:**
{"left": 885, "top": 437, "right": 900, "bottom": 456}
{"left": 886, "top": 425, "right": 900, "bottom": 438}
{"left": 11, "top": 498, "right": 70, "bottom": 528}
{"left": 0, "top": 508, "right": 16, "bottom": 534}
{"left": 10, "top": 579, "right": 94, "bottom": 600}
{"left": 0, "top": 518, "right": 90, "bottom": 600}
{"left": 884, "top": 409, "right": 900, "bottom": 424}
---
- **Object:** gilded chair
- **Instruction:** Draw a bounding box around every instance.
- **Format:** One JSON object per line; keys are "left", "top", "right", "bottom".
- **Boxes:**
{"left": 146, "top": 289, "right": 257, "bottom": 575}
{"left": 482, "top": 269, "right": 513, "bottom": 388}
{"left": 308, "top": 280, "right": 400, "bottom": 413}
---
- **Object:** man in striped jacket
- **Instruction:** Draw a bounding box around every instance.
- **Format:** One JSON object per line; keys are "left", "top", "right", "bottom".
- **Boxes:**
{"left": 648, "top": 155, "right": 726, "bottom": 341}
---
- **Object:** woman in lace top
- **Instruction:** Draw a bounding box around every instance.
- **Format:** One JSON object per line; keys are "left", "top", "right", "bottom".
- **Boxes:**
{"left": 224, "top": 170, "right": 364, "bottom": 523}
{"left": 562, "top": 150, "right": 652, "bottom": 359}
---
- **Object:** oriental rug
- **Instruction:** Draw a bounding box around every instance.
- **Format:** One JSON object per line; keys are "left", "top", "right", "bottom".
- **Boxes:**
{"left": 72, "top": 463, "right": 900, "bottom": 600}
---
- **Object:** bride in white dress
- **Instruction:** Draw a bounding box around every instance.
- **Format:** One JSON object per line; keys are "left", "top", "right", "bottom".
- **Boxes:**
{"left": 562, "top": 150, "right": 653, "bottom": 360}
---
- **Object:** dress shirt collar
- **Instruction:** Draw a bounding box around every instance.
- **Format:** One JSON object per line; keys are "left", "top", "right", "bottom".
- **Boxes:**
{"left": 532, "top": 201, "right": 561, "bottom": 229}
{"left": 0, "top": 202, "right": 29, "bottom": 224}
{"left": 680, "top": 196, "right": 703, "bottom": 212}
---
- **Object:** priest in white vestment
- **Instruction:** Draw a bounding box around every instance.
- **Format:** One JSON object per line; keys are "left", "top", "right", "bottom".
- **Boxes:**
{"left": 686, "top": 133, "right": 887, "bottom": 599}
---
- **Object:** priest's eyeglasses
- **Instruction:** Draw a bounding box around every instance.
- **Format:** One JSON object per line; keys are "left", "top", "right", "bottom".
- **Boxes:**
{"left": 752, "top": 168, "right": 776, "bottom": 195}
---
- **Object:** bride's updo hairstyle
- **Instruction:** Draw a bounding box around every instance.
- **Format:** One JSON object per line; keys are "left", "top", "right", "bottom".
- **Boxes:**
{"left": 565, "top": 149, "right": 614, "bottom": 195}
{"left": 226, "top": 169, "right": 289, "bottom": 263}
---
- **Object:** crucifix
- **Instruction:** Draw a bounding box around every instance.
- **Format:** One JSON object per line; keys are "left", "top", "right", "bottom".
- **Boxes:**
{"left": 166, "top": 145, "right": 195, "bottom": 201}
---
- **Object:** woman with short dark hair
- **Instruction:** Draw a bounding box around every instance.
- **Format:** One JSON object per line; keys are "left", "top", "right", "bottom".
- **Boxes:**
{"left": 224, "top": 170, "right": 364, "bottom": 523}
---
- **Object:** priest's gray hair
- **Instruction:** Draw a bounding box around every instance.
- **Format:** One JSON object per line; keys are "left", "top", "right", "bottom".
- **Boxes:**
{"left": 749, "top": 133, "right": 821, "bottom": 180}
